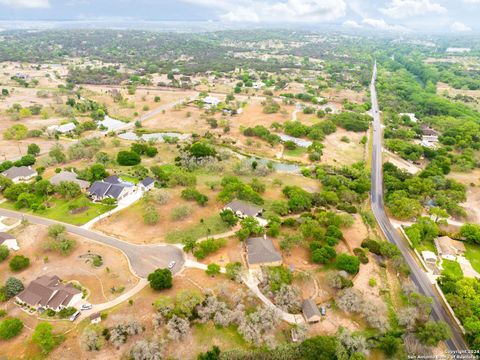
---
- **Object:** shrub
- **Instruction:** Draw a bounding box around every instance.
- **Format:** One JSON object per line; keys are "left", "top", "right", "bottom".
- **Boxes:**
{"left": 148, "top": 269, "right": 173, "bottom": 290}
{"left": 181, "top": 188, "right": 208, "bottom": 206}
{"left": 219, "top": 209, "right": 238, "bottom": 226}
{"left": 353, "top": 248, "right": 369, "bottom": 264}
{"left": 171, "top": 205, "right": 192, "bottom": 221}
{"left": 5, "top": 277, "right": 24, "bottom": 299}
{"left": 32, "top": 322, "right": 57, "bottom": 354}
{"left": 336, "top": 254, "right": 360, "bottom": 274}
{"left": 9, "top": 255, "right": 30, "bottom": 272}
{"left": 193, "top": 238, "right": 226, "bottom": 260}
{"left": 117, "top": 151, "right": 141, "bottom": 166}
{"left": 58, "top": 307, "right": 77, "bottom": 319}
{"left": 0, "top": 318, "right": 23, "bottom": 340}
{"left": 0, "top": 245, "right": 9, "bottom": 262}
{"left": 225, "top": 262, "right": 242, "bottom": 282}
{"left": 205, "top": 263, "right": 221, "bottom": 276}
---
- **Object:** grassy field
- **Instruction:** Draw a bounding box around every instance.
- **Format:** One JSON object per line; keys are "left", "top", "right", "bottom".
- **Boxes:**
{"left": 283, "top": 147, "right": 307, "bottom": 157}
{"left": 0, "top": 195, "right": 115, "bottom": 226}
{"left": 193, "top": 323, "right": 249, "bottom": 349}
{"left": 441, "top": 259, "right": 463, "bottom": 278}
{"left": 465, "top": 243, "right": 480, "bottom": 273}
{"left": 165, "top": 214, "right": 230, "bottom": 243}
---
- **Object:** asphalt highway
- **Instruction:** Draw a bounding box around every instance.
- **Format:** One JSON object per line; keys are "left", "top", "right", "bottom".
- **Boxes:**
{"left": 369, "top": 62, "right": 468, "bottom": 352}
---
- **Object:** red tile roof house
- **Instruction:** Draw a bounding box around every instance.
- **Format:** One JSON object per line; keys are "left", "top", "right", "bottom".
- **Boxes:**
{"left": 16, "top": 275, "right": 82, "bottom": 312}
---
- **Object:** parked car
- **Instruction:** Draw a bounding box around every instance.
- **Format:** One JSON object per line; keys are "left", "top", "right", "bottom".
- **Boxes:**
{"left": 320, "top": 307, "right": 326, "bottom": 316}
{"left": 81, "top": 304, "right": 92, "bottom": 310}
{"left": 168, "top": 261, "right": 176, "bottom": 269}
{"left": 70, "top": 310, "right": 81, "bottom": 322}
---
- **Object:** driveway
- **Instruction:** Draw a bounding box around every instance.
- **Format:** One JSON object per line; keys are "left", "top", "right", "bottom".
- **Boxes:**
{"left": 0, "top": 208, "right": 185, "bottom": 278}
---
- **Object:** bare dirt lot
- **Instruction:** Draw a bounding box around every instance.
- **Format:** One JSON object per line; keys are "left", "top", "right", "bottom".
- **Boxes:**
{"left": 322, "top": 128, "right": 367, "bottom": 166}
{"left": 449, "top": 169, "right": 480, "bottom": 223}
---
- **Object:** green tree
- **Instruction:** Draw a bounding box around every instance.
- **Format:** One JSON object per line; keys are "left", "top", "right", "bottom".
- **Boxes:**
{"left": 0, "top": 318, "right": 23, "bottom": 340}
{"left": 32, "top": 322, "right": 56, "bottom": 354}
{"left": 49, "top": 144, "right": 66, "bottom": 164}
{"left": 336, "top": 254, "right": 360, "bottom": 274}
{"left": 312, "top": 245, "right": 336, "bottom": 264}
{"left": 219, "top": 209, "right": 238, "bottom": 226}
{"left": 5, "top": 277, "right": 24, "bottom": 298}
{"left": 415, "top": 321, "right": 450, "bottom": 346}
{"left": 225, "top": 262, "right": 242, "bottom": 281}
{"left": 48, "top": 224, "right": 66, "bottom": 240}
{"left": 117, "top": 151, "right": 141, "bottom": 166}
{"left": 197, "top": 345, "right": 221, "bottom": 360}
{"left": 460, "top": 223, "right": 480, "bottom": 244}
{"left": 147, "top": 269, "right": 173, "bottom": 290}
{"left": 300, "top": 336, "right": 338, "bottom": 360}
{"left": 175, "top": 289, "right": 204, "bottom": 318}
{"left": 27, "top": 143, "right": 41, "bottom": 156}
{"left": 55, "top": 181, "right": 81, "bottom": 199}
{"left": 378, "top": 334, "right": 400, "bottom": 357}
{"left": 9, "top": 255, "right": 30, "bottom": 272}
{"left": 205, "top": 263, "right": 221, "bottom": 276}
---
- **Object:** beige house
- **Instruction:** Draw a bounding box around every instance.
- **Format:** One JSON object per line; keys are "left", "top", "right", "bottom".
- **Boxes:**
{"left": 245, "top": 235, "right": 282, "bottom": 269}
{"left": 2, "top": 166, "right": 37, "bottom": 183}
{"left": 434, "top": 236, "right": 466, "bottom": 261}
{"left": 302, "top": 299, "right": 321, "bottom": 323}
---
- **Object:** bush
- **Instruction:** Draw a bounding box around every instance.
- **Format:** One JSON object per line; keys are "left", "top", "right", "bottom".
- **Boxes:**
{"left": 5, "top": 277, "right": 24, "bottom": 299}
{"left": 181, "top": 188, "right": 208, "bottom": 206}
{"left": 117, "top": 151, "right": 141, "bottom": 166}
{"left": 0, "top": 318, "right": 23, "bottom": 340}
{"left": 57, "top": 307, "right": 77, "bottom": 319}
{"left": 193, "top": 238, "right": 226, "bottom": 260}
{"left": 336, "top": 254, "right": 360, "bottom": 274}
{"left": 148, "top": 269, "right": 173, "bottom": 290}
{"left": 32, "top": 322, "right": 57, "bottom": 354}
{"left": 205, "top": 263, "right": 221, "bottom": 276}
{"left": 353, "top": 248, "right": 369, "bottom": 264}
{"left": 225, "top": 262, "right": 242, "bottom": 281}
{"left": 171, "top": 205, "right": 192, "bottom": 221}
{"left": 9, "top": 255, "right": 30, "bottom": 272}
{"left": 0, "top": 245, "right": 9, "bottom": 262}
{"left": 219, "top": 209, "right": 238, "bottom": 226}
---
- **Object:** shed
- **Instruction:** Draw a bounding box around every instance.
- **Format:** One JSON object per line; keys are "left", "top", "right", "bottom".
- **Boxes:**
{"left": 302, "top": 299, "right": 321, "bottom": 323}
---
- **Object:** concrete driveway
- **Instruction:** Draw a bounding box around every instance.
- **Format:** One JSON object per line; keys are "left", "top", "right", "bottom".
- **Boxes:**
{"left": 0, "top": 209, "right": 185, "bottom": 278}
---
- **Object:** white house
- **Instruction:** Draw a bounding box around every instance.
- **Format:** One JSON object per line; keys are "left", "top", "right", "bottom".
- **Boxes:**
{"left": 1, "top": 166, "right": 37, "bottom": 183}
{"left": 203, "top": 96, "right": 220, "bottom": 107}
{"left": 47, "top": 122, "right": 76, "bottom": 135}
{"left": 0, "top": 232, "right": 19, "bottom": 251}
{"left": 252, "top": 81, "right": 264, "bottom": 89}
{"left": 399, "top": 113, "right": 418, "bottom": 123}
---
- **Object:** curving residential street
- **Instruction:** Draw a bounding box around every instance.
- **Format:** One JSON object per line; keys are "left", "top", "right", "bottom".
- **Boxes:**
{"left": 0, "top": 208, "right": 185, "bottom": 278}
{"left": 369, "top": 62, "right": 468, "bottom": 351}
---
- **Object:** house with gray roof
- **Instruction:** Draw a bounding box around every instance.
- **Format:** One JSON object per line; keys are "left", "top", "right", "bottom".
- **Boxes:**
{"left": 50, "top": 171, "right": 89, "bottom": 190}
{"left": 245, "top": 235, "right": 282, "bottom": 269}
{"left": 88, "top": 175, "right": 135, "bottom": 201}
{"left": 16, "top": 275, "right": 82, "bottom": 312}
{"left": 302, "top": 299, "right": 321, "bottom": 323}
{"left": 224, "top": 199, "right": 264, "bottom": 218}
{"left": 139, "top": 176, "right": 154, "bottom": 191}
{"left": 1, "top": 166, "right": 37, "bottom": 183}
{"left": 0, "top": 232, "right": 19, "bottom": 251}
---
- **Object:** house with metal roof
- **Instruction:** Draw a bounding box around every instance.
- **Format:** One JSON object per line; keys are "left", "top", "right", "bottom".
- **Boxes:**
{"left": 47, "top": 122, "right": 76, "bottom": 135}
{"left": 50, "top": 170, "right": 89, "bottom": 190}
{"left": 0, "top": 232, "right": 19, "bottom": 251}
{"left": 1, "top": 166, "right": 37, "bottom": 183}
{"left": 16, "top": 275, "right": 82, "bottom": 312}
{"left": 245, "top": 235, "right": 282, "bottom": 269}
{"left": 302, "top": 299, "right": 321, "bottom": 323}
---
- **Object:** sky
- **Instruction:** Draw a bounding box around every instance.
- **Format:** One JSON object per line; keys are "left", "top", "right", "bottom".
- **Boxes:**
{"left": 0, "top": 0, "right": 479, "bottom": 33}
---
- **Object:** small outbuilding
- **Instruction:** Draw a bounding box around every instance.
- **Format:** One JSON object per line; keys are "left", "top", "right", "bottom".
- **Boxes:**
{"left": 302, "top": 299, "right": 321, "bottom": 323}
{"left": 139, "top": 177, "right": 154, "bottom": 191}
{"left": 434, "top": 236, "right": 466, "bottom": 261}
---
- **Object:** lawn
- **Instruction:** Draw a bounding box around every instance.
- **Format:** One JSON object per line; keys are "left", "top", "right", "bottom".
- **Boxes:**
{"left": 0, "top": 195, "right": 115, "bottom": 226}
{"left": 119, "top": 174, "right": 139, "bottom": 184}
{"left": 283, "top": 147, "right": 307, "bottom": 157}
{"left": 165, "top": 214, "right": 230, "bottom": 243}
{"left": 465, "top": 243, "right": 480, "bottom": 274}
{"left": 441, "top": 259, "right": 463, "bottom": 279}
{"left": 193, "top": 323, "right": 249, "bottom": 349}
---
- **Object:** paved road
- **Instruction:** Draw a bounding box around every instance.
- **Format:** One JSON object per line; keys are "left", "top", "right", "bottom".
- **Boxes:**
{"left": 369, "top": 62, "right": 468, "bottom": 351}
{"left": 0, "top": 208, "right": 184, "bottom": 278}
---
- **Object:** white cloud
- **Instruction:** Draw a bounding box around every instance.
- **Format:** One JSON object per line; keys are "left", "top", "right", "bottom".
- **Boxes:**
{"left": 182, "top": 0, "right": 347, "bottom": 23}
{"left": 463, "top": 0, "right": 480, "bottom": 3}
{"left": 0, "top": 0, "right": 50, "bottom": 8}
{"left": 380, "top": 0, "right": 446, "bottom": 19}
{"left": 450, "top": 21, "right": 472, "bottom": 32}
{"left": 362, "top": 17, "right": 409, "bottom": 32}
{"left": 343, "top": 20, "right": 361, "bottom": 28}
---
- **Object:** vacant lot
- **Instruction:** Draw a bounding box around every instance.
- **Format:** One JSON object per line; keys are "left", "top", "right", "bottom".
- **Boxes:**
{"left": 448, "top": 169, "right": 480, "bottom": 223}
{"left": 322, "top": 128, "right": 367, "bottom": 166}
